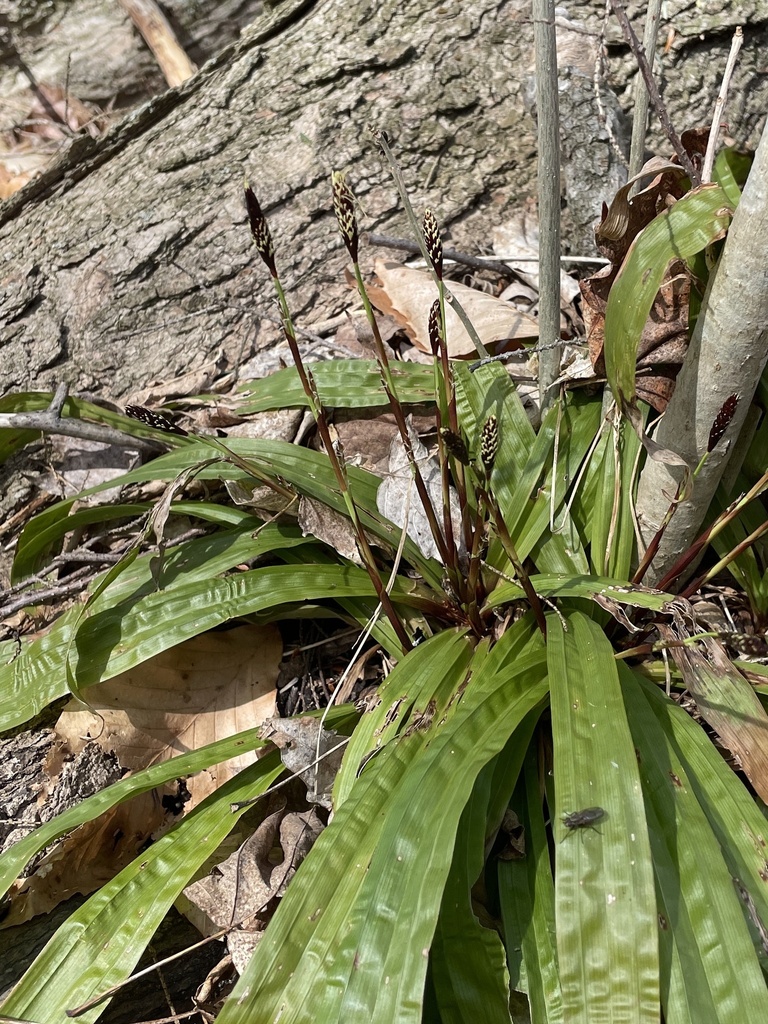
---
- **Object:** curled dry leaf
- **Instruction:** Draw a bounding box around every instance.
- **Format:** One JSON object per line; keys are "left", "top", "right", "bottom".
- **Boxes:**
{"left": 298, "top": 495, "right": 362, "bottom": 565}
{"left": 365, "top": 259, "right": 538, "bottom": 357}
{"left": 261, "top": 716, "right": 345, "bottom": 810}
{"left": 184, "top": 802, "right": 324, "bottom": 974}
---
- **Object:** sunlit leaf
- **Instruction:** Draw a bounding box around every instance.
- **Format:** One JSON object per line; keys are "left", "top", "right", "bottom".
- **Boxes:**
{"left": 604, "top": 185, "right": 733, "bottom": 408}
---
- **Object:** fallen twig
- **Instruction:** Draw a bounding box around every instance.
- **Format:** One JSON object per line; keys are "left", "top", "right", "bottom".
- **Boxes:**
{"left": 0, "top": 384, "right": 163, "bottom": 453}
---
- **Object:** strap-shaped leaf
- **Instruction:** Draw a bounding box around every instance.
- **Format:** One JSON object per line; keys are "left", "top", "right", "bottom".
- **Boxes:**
{"left": 216, "top": 617, "right": 547, "bottom": 1024}
{"left": 0, "top": 754, "right": 285, "bottom": 1024}
{"left": 431, "top": 711, "right": 540, "bottom": 1024}
{"left": 548, "top": 611, "right": 658, "bottom": 1023}
{"left": 499, "top": 746, "right": 563, "bottom": 1023}
{"left": 235, "top": 358, "right": 436, "bottom": 413}
{"left": 0, "top": 526, "right": 316, "bottom": 731}
{"left": 636, "top": 671, "right": 768, "bottom": 962}
{"left": 620, "top": 667, "right": 768, "bottom": 1022}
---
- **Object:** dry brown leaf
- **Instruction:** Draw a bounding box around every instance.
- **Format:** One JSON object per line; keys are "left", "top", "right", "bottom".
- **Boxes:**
{"left": 1, "top": 625, "right": 282, "bottom": 926}
{"left": 377, "top": 423, "right": 463, "bottom": 564}
{"left": 366, "top": 260, "right": 538, "bottom": 357}
{"left": 183, "top": 803, "right": 323, "bottom": 973}
{"left": 298, "top": 496, "right": 362, "bottom": 565}
{"left": 661, "top": 623, "right": 768, "bottom": 804}
{"left": 581, "top": 161, "right": 698, "bottom": 412}
{"left": 582, "top": 261, "right": 691, "bottom": 412}
{"left": 55, "top": 623, "right": 282, "bottom": 800}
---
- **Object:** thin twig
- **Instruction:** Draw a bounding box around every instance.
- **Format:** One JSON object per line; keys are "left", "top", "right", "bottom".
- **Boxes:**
{"left": 701, "top": 27, "right": 744, "bottom": 184}
{"left": 468, "top": 336, "right": 586, "bottom": 373}
{"left": 366, "top": 233, "right": 519, "bottom": 277}
{"left": 366, "top": 233, "right": 609, "bottom": 269}
{"left": 610, "top": 0, "right": 700, "bottom": 186}
{"left": 0, "top": 572, "right": 94, "bottom": 619}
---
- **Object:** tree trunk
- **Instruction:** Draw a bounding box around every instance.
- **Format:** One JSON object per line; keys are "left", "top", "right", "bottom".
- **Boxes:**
{"left": 634, "top": 117, "right": 768, "bottom": 584}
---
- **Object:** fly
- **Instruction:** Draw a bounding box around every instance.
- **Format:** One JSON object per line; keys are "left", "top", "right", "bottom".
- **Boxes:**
{"left": 561, "top": 806, "right": 606, "bottom": 837}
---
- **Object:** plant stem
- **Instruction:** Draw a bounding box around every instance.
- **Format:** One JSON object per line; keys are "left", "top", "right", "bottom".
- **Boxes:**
{"left": 532, "top": 0, "right": 562, "bottom": 416}
{"left": 270, "top": 276, "right": 412, "bottom": 652}
{"left": 628, "top": 0, "right": 663, "bottom": 178}
{"left": 480, "top": 484, "right": 547, "bottom": 636}
{"left": 350, "top": 263, "right": 454, "bottom": 571}
{"left": 369, "top": 127, "right": 490, "bottom": 359}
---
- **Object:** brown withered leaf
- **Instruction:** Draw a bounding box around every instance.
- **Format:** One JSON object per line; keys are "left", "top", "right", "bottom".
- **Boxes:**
{"left": 298, "top": 496, "right": 362, "bottom": 565}
{"left": 183, "top": 803, "right": 323, "bottom": 974}
{"left": 581, "top": 155, "right": 698, "bottom": 412}
{"left": 365, "top": 259, "right": 539, "bottom": 357}
{"left": 659, "top": 622, "right": 768, "bottom": 804}
{"left": 583, "top": 262, "right": 691, "bottom": 411}
{"left": 0, "top": 625, "right": 282, "bottom": 926}
{"left": 54, "top": 624, "right": 281, "bottom": 800}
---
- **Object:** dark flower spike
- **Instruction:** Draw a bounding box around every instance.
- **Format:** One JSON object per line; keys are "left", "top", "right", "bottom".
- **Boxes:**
{"left": 708, "top": 393, "right": 739, "bottom": 452}
{"left": 440, "top": 427, "right": 470, "bottom": 466}
{"left": 125, "top": 405, "right": 188, "bottom": 437}
{"left": 332, "top": 171, "right": 359, "bottom": 263}
{"left": 428, "top": 299, "right": 442, "bottom": 356}
{"left": 481, "top": 415, "right": 499, "bottom": 473}
{"left": 423, "top": 208, "right": 443, "bottom": 280}
{"left": 244, "top": 181, "right": 277, "bottom": 277}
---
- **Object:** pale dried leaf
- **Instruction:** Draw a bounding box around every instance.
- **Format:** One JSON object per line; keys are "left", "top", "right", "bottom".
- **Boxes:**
{"left": 2, "top": 626, "right": 282, "bottom": 922}
{"left": 662, "top": 625, "right": 768, "bottom": 803}
{"left": 493, "top": 206, "right": 581, "bottom": 304}
{"left": 54, "top": 623, "right": 282, "bottom": 803}
{"left": 366, "top": 259, "right": 539, "bottom": 357}
{"left": 298, "top": 496, "right": 362, "bottom": 565}
{"left": 377, "top": 425, "right": 463, "bottom": 564}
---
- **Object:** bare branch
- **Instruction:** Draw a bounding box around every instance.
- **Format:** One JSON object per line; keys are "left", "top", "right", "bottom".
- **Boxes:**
{"left": 610, "top": 0, "right": 700, "bottom": 186}
{"left": 0, "top": 405, "right": 163, "bottom": 453}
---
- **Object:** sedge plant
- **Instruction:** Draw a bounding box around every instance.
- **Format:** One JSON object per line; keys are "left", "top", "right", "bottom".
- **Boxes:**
{"left": 0, "top": 147, "right": 768, "bottom": 1024}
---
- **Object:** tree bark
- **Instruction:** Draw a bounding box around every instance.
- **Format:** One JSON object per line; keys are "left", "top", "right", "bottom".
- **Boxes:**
{"left": 0, "top": 0, "right": 542, "bottom": 399}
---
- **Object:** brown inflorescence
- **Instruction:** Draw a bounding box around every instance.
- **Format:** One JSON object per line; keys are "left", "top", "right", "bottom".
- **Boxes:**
{"left": 423, "top": 208, "right": 443, "bottom": 280}
{"left": 244, "top": 183, "right": 277, "bottom": 278}
{"left": 708, "top": 393, "right": 739, "bottom": 453}
{"left": 331, "top": 171, "right": 359, "bottom": 263}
